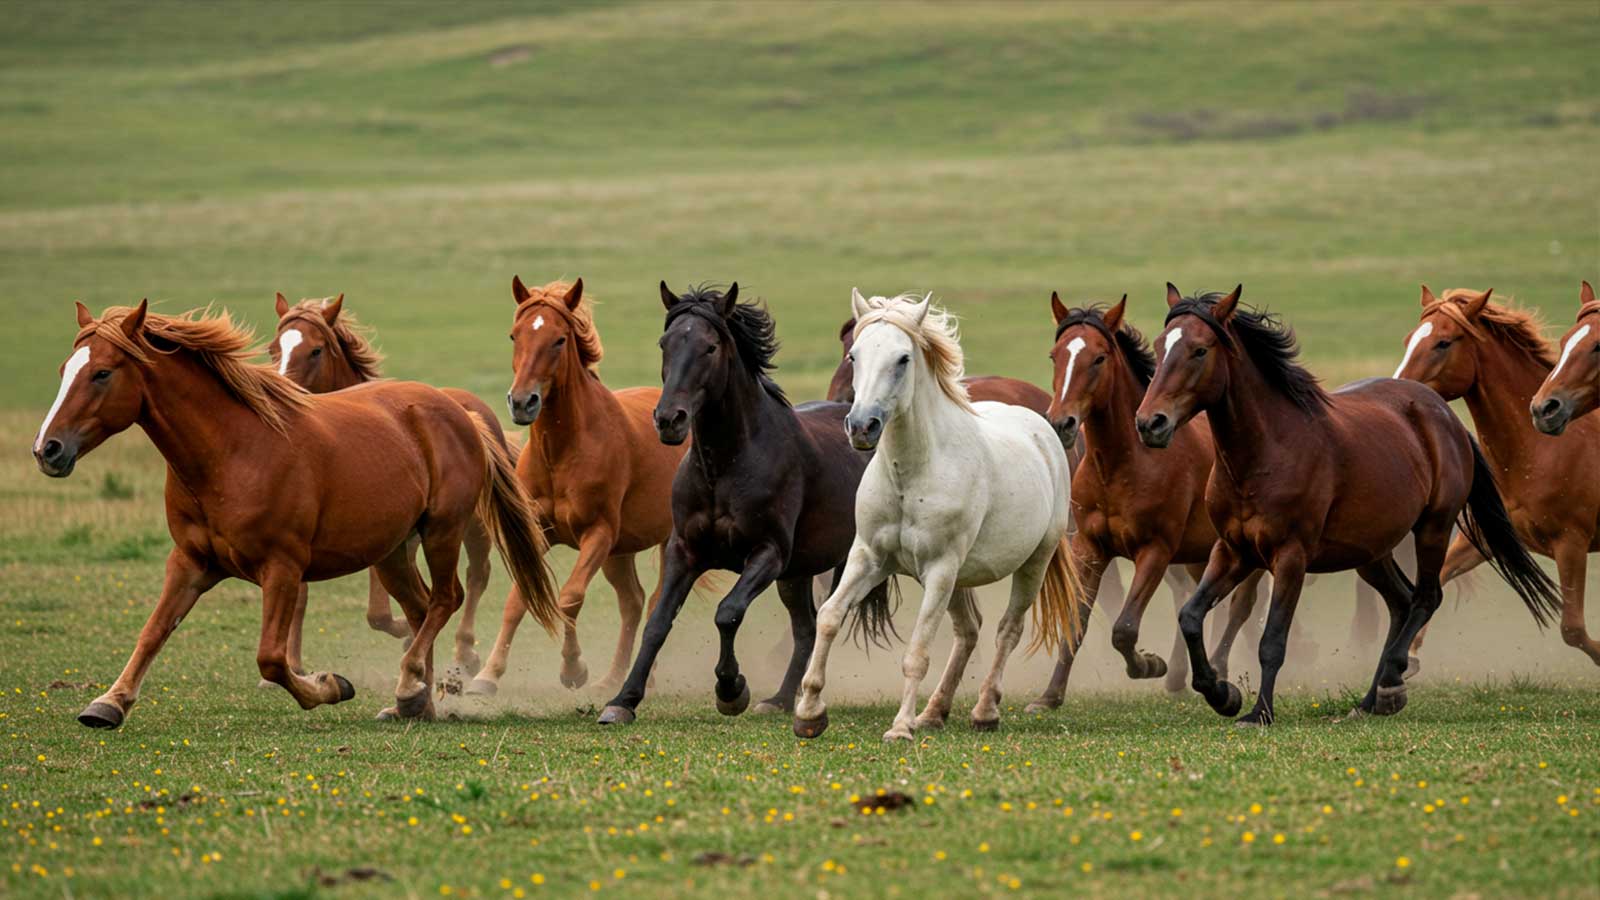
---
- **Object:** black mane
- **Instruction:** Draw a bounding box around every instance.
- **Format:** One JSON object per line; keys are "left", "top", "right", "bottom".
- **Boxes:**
{"left": 1055, "top": 304, "right": 1157, "bottom": 387}
{"left": 665, "top": 284, "right": 789, "bottom": 406}
{"left": 1165, "top": 292, "right": 1329, "bottom": 413}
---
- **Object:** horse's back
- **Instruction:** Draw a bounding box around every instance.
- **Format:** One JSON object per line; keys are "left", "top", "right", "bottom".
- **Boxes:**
{"left": 963, "top": 376, "right": 1050, "bottom": 418}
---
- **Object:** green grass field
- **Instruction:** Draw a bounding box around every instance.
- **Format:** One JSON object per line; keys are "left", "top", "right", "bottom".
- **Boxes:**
{"left": 2, "top": 2, "right": 1597, "bottom": 897}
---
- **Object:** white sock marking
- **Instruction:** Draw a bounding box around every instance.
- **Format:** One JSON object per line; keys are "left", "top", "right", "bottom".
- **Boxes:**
{"left": 1059, "top": 336, "right": 1086, "bottom": 402}
{"left": 1162, "top": 328, "right": 1183, "bottom": 363}
{"left": 532, "top": 314, "right": 545, "bottom": 332}
{"left": 276, "top": 328, "right": 304, "bottom": 376}
{"left": 36, "top": 345, "right": 92, "bottom": 452}
{"left": 1551, "top": 324, "right": 1592, "bottom": 380}
{"left": 1393, "top": 321, "right": 1433, "bottom": 378}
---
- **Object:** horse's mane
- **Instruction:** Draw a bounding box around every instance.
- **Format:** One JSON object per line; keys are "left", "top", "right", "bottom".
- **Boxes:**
{"left": 854, "top": 293, "right": 975, "bottom": 412}
{"left": 1166, "top": 291, "right": 1330, "bottom": 414}
{"left": 665, "top": 284, "right": 788, "bottom": 405}
{"left": 281, "top": 297, "right": 385, "bottom": 381}
{"left": 1055, "top": 304, "right": 1157, "bottom": 387}
{"left": 516, "top": 280, "right": 604, "bottom": 374}
{"left": 85, "top": 305, "right": 310, "bottom": 434}
{"left": 1426, "top": 289, "right": 1557, "bottom": 369}
{"left": 1580, "top": 299, "right": 1600, "bottom": 322}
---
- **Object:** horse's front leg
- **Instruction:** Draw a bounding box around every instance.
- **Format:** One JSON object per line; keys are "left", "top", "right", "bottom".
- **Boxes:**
{"left": 710, "top": 544, "right": 785, "bottom": 716}
{"left": 598, "top": 538, "right": 704, "bottom": 724}
{"left": 80, "top": 550, "right": 222, "bottom": 729}
{"left": 451, "top": 520, "right": 493, "bottom": 676}
{"left": 555, "top": 526, "right": 619, "bottom": 690}
{"left": 1023, "top": 541, "right": 1104, "bottom": 713}
{"left": 793, "top": 543, "right": 891, "bottom": 737}
{"left": 883, "top": 561, "right": 959, "bottom": 741}
{"left": 596, "top": 553, "right": 647, "bottom": 692}
{"left": 1178, "top": 543, "right": 1255, "bottom": 717}
{"left": 257, "top": 563, "right": 358, "bottom": 712}
{"left": 1109, "top": 545, "right": 1180, "bottom": 681}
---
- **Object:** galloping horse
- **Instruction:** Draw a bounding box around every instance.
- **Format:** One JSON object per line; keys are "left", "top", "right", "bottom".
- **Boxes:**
{"left": 1135, "top": 285, "right": 1559, "bottom": 724}
{"left": 1024, "top": 294, "right": 1268, "bottom": 712}
{"left": 473, "top": 277, "right": 687, "bottom": 694}
{"left": 794, "top": 291, "right": 1081, "bottom": 741}
{"left": 597, "top": 283, "right": 894, "bottom": 725}
{"left": 1532, "top": 281, "right": 1599, "bottom": 435}
{"left": 272, "top": 292, "right": 506, "bottom": 675}
{"left": 34, "top": 301, "right": 559, "bottom": 726}
{"left": 1396, "top": 286, "right": 1599, "bottom": 665}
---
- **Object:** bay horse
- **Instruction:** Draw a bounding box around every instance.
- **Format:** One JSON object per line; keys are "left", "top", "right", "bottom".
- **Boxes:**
{"left": 596, "top": 283, "right": 894, "bottom": 725}
{"left": 1395, "top": 285, "right": 1600, "bottom": 665}
{"left": 1023, "top": 294, "right": 1268, "bottom": 712}
{"left": 1135, "top": 285, "right": 1559, "bottom": 724}
{"left": 473, "top": 276, "right": 688, "bottom": 695}
{"left": 1532, "top": 281, "right": 1599, "bottom": 435}
{"left": 793, "top": 290, "right": 1081, "bottom": 741}
{"left": 33, "top": 301, "right": 559, "bottom": 727}
{"left": 272, "top": 292, "right": 504, "bottom": 675}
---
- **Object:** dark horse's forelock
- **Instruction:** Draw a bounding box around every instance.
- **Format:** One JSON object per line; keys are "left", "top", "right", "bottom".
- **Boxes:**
{"left": 1056, "top": 305, "right": 1157, "bottom": 387}
{"left": 665, "top": 284, "right": 789, "bottom": 406}
{"left": 1166, "top": 292, "right": 1330, "bottom": 413}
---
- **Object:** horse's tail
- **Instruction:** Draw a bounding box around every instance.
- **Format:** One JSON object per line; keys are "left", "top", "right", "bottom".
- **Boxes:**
{"left": 1029, "top": 533, "right": 1086, "bottom": 655}
{"left": 470, "top": 413, "right": 562, "bottom": 636}
{"left": 1456, "top": 437, "right": 1561, "bottom": 628}
{"left": 847, "top": 576, "right": 903, "bottom": 651}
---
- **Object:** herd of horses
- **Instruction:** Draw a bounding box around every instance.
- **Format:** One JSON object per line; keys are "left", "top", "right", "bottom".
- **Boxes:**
{"left": 30, "top": 277, "right": 1598, "bottom": 739}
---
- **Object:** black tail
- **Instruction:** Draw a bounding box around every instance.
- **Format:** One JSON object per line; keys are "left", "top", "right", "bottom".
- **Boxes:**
{"left": 845, "top": 575, "right": 903, "bottom": 651}
{"left": 1456, "top": 439, "right": 1561, "bottom": 628}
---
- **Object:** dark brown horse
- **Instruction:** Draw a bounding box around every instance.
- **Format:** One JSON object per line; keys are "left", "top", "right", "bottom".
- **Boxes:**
{"left": 33, "top": 302, "right": 559, "bottom": 727}
{"left": 1396, "top": 286, "right": 1599, "bottom": 664}
{"left": 1135, "top": 285, "right": 1559, "bottom": 724}
{"left": 1532, "top": 281, "right": 1600, "bottom": 435}
{"left": 597, "top": 284, "right": 893, "bottom": 725}
{"left": 272, "top": 293, "right": 505, "bottom": 675}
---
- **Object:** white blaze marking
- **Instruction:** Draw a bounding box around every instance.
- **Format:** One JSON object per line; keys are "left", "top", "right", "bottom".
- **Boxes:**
{"left": 1162, "top": 328, "right": 1183, "bottom": 362}
{"left": 36, "top": 346, "right": 92, "bottom": 452}
{"left": 1550, "top": 324, "right": 1592, "bottom": 380}
{"left": 1059, "top": 336, "right": 1087, "bottom": 401}
{"left": 276, "top": 328, "right": 305, "bottom": 376}
{"left": 532, "top": 315, "right": 545, "bottom": 332}
{"left": 1393, "top": 321, "right": 1433, "bottom": 378}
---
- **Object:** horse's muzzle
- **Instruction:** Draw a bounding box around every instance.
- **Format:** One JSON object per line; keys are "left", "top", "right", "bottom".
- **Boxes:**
{"left": 33, "top": 434, "right": 79, "bottom": 478}
{"left": 845, "top": 410, "right": 883, "bottom": 451}
{"left": 507, "top": 390, "right": 542, "bottom": 426}
{"left": 655, "top": 407, "right": 690, "bottom": 445}
{"left": 1051, "top": 414, "right": 1080, "bottom": 450}
{"left": 1530, "top": 395, "right": 1571, "bottom": 436}
{"left": 1135, "top": 412, "right": 1174, "bottom": 449}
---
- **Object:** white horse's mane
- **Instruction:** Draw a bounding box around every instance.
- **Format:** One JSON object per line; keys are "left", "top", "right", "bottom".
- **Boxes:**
{"left": 853, "top": 292, "right": 974, "bottom": 412}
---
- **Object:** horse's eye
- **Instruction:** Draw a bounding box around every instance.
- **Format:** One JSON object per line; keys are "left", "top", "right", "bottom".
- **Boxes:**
{"left": 508, "top": 333, "right": 515, "bottom": 342}
{"left": 1193, "top": 347, "right": 1208, "bottom": 359}
{"left": 309, "top": 347, "right": 322, "bottom": 357}
{"left": 554, "top": 336, "right": 566, "bottom": 347}
{"left": 1435, "top": 340, "right": 1452, "bottom": 350}
{"left": 703, "top": 344, "right": 716, "bottom": 356}
{"left": 92, "top": 369, "right": 111, "bottom": 383}
{"left": 1092, "top": 355, "right": 1106, "bottom": 366}
{"left": 897, "top": 354, "right": 910, "bottom": 366}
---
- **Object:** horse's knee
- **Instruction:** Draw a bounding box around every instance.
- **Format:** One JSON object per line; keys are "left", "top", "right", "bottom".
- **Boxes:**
{"left": 1178, "top": 605, "right": 1207, "bottom": 641}
{"left": 256, "top": 656, "right": 288, "bottom": 685}
{"left": 1110, "top": 621, "right": 1140, "bottom": 655}
{"left": 366, "top": 611, "right": 395, "bottom": 630}
{"left": 900, "top": 652, "right": 930, "bottom": 682}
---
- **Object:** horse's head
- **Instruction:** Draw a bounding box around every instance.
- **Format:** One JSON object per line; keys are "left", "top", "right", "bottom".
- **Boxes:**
{"left": 1392, "top": 285, "right": 1494, "bottom": 399}
{"left": 1531, "top": 281, "right": 1599, "bottom": 436}
{"left": 1048, "top": 292, "right": 1131, "bottom": 449}
{"left": 1136, "top": 284, "right": 1241, "bottom": 448}
{"left": 825, "top": 317, "right": 858, "bottom": 403}
{"left": 844, "top": 289, "right": 934, "bottom": 450}
{"left": 508, "top": 276, "right": 590, "bottom": 426}
{"left": 655, "top": 281, "right": 742, "bottom": 445}
{"left": 271, "top": 292, "right": 348, "bottom": 392}
{"left": 34, "top": 300, "right": 153, "bottom": 477}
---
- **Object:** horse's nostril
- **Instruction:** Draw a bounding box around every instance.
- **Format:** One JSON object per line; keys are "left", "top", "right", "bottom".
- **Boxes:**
{"left": 1537, "top": 398, "right": 1562, "bottom": 417}
{"left": 41, "top": 439, "right": 63, "bottom": 461}
{"left": 1149, "top": 414, "right": 1169, "bottom": 431}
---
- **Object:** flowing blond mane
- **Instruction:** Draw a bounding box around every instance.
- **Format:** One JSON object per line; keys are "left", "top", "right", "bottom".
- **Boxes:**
{"left": 854, "top": 293, "right": 974, "bottom": 412}
{"left": 280, "top": 297, "right": 385, "bottom": 381}
{"left": 1426, "top": 289, "right": 1556, "bottom": 369}
{"left": 515, "top": 280, "right": 604, "bottom": 374}
{"left": 83, "top": 305, "right": 310, "bottom": 434}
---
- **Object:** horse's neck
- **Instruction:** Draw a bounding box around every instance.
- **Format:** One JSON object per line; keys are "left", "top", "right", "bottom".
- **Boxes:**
{"left": 325, "top": 356, "right": 367, "bottom": 391}
{"left": 138, "top": 354, "right": 276, "bottom": 491}
{"left": 879, "top": 374, "right": 976, "bottom": 478}
{"left": 1083, "top": 361, "right": 1146, "bottom": 473}
{"left": 688, "top": 368, "right": 770, "bottom": 471}
{"left": 1463, "top": 342, "right": 1551, "bottom": 475}
{"left": 1203, "top": 358, "right": 1308, "bottom": 480}
{"left": 533, "top": 355, "right": 610, "bottom": 458}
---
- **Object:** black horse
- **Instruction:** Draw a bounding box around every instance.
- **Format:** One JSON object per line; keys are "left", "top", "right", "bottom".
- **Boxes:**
{"left": 597, "top": 283, "right": 895, "bottom": 724}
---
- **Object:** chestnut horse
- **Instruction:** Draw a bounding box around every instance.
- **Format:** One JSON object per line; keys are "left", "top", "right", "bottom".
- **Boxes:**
{"left": 1136, "top": 285, "right": 1559, "bottom": 724}
{"left": 272, "top": 292, "right": 505, "bottom": 675}
{"left": 34, "top": 301, "right": 559, "bottom": 727}
{"left": 1532, "top": 281, "right": 1600, "bottom": 435}
{"left": 1395, "top": 286, "right": 1599, "bottom": 665}
{"left": 472, "top": 277, "right": 688, "bottom": 695}
{"left": 597, "top": 283, "right": 894, "bottom": 725}
{"left": 1024, "top": 294, "right": 1268, "bottom": 712}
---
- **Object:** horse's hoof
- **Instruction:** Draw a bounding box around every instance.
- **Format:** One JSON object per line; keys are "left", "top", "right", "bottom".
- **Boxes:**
{"left": 882, "top": 728, "right": 915, "bottom": 743}
{"left": 1023, "top": 697, "right": 1060, "bottom": 714}
{"left": 913, "top": 714, "right": 947, "bottom": 731}
{"left": 456, "top": 650, "right": 482, "bottom": 678}
{"left": 1137, "top": 652, "right": 1168, "bottom": 679}
{"left": 395, "top": 690, "right": 430, "bottom": 719}
{"left": 751, "top": 698, "right": 787, "bottom": 715}
{"left": 716, "top": 681, "right": 751, "bottom": 717}
{"left": 1235, "top": 710, "right": 1272, "bottom": 727}
{"left": 1212, "top": 681, "right": 1244, "bottom": 717}
{"left": 597, "top": 705, "right": 636, "bottom": 726}
{"left": 465, "top": 677, "right": 498, "bottom": 696}
{"left": 1403, "top": 655, "right": 1421, "bottom": 681}
{"left": 256, "top": 678, "right": 278, "bottom": 691}
{"left": 792, "top": 711, "right": 829, "bottom": 739}
{"left": 332, "top": 674, "right": 356, "bottom": 703}
{"left": 78, "top": 701, "right": 124, "bottom": 730}
{"left": 970, "top": 718, "right": 1000, "bottom": 732}
{"left": 559, "top": 660, "right": 589, "bottom": 690}
{"left": 375, "top": 707, "right": 401, "bottom": 721}
{"left": 1373, "top": 684, "right": 1408, "bottom": 716}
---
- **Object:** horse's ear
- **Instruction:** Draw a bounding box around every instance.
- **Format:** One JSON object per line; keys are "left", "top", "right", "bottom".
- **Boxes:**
{"left": 274, "top": 292, "right": 290, "bottom": 318}
{"left": 563, "top": 277, "right": 583, "bottom": 311}
{"left": 1166, "top": 283, "right": 1183, "bottom": 308}
{"left": 75, "top": 301, "right": 94, "bottom": 328}
{"left": 1102, "top": 294, "right": 1128, "bottom": 333}
{"left": 719, "top": 283, "right": 739, "bottom": 317}
{"left": 851, "top": 287, "right": 870, "bottom": 320}
{"left": 1213, "top": 285, "right": 1242, "bottom": 323}
{"left": 909, "top": 292, "right": 932, "bottom": 326}
{"left": 121, "top": 298, "right": 149, "bottom": 338}
{"left": 839, "top": 317, "right": 856, "bottom": 343}
{"left": 1463, "top": 288, "right": 1492, "bottom": 320}
{"left": 320, "top": 293, "right": 344, "bottom": 326}
{"left": 512, "top": 275, "right": 532, "bottom": 305}
{"left": 1579, "top": 281, "right": 1595, "bottom": 307}
{"left": 659, "top": 281, "right": 678, "bottom": 311}
{"left": 1050, "top": 291, "right": 1069, "bottom": 324}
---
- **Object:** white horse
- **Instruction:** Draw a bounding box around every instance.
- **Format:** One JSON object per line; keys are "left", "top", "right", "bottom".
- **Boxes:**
{"left": 793, "top": 290, "right": 1084, "bottom": 742}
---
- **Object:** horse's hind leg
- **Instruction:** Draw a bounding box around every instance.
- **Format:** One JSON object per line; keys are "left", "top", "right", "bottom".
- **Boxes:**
{"left": 709, "top": 545, "right": 784, "bottom": 716}
{"left": 754, "top": 576, "right": 818, "bottom": 714}
{"left": 450, "top": 519, "right": 491, "bottom": 676}
{"left": 1110, "top": 546, "right": 1178, "bottom": 681}
{"left": 1366, "top": 518, "right": 1453, "bottom": 715}
{"left": 466, "top": 587, "right": 525, "bottom": 696}
{"left": 1022, "top": 551, "right": 1105, "bottom": 713}
{"left": 1162, "top": 567, "right": 1198, "bottom": 693}
{"left": 916, "top": 588, "right": 981, "bottom": 730}
{"left": 970, "top": 551, "right": 1051, "bottom": 731}
{"left": 1407, "top": 536, "right": 1485, "bottom": 678}
{"left": 388, "top": 526, "right": 467, "bottom": 719}
{"left": 597, "top": 553, "right": 647, "bottom": 692}
{"left": 1349, "top": 555, "right": 1414, "bottom": 717}
{"left": 1206, "top": 569, "right": 1264, "bottom": 684}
